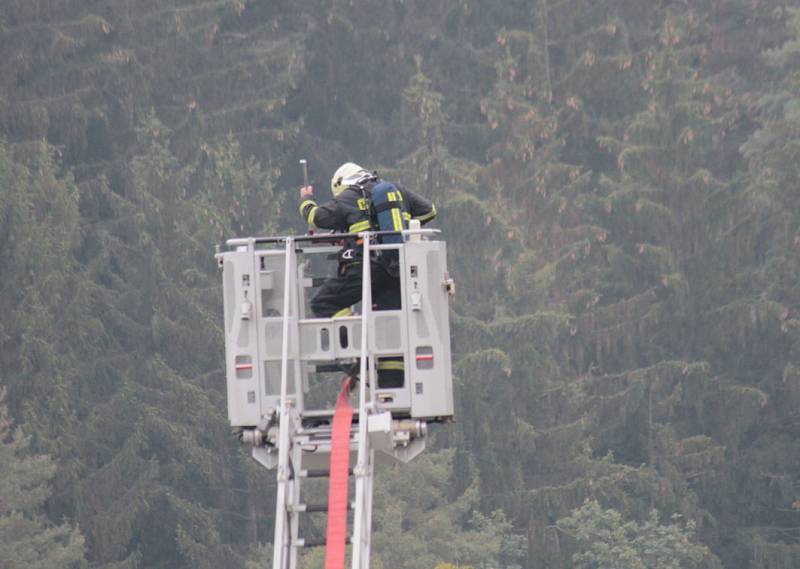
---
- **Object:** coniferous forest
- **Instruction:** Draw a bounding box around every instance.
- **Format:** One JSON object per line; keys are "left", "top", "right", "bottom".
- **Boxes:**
{"left": 1, "top": 1, "right": 800, "bottom": 568}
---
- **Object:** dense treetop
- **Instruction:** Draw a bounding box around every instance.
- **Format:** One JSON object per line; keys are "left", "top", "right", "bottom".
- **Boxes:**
{"left": 1, "top": 1, "right": 799, "bottom": 568}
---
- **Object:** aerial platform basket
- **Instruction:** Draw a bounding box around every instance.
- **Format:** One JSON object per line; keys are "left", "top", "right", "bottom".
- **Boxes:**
{"left": 216, "top": 228, "right": 455, "bottom": 431}
{"left": 215, "top": 227, "right": 455, "bottom": 569}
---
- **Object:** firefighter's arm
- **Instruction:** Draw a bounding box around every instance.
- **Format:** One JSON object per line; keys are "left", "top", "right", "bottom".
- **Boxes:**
{"left": 402, "top": 187, "right": 437, "bottom": 225}
{"left": 298, "top": 186, "right": 341, "bottom": 229}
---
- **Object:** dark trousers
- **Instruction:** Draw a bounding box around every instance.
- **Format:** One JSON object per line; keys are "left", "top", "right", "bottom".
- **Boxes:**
{"left": 310, "top": 262, "right": 404, "bottom": 389}
{"left": 310, "top": 262, "right": 400, "bottom": 317}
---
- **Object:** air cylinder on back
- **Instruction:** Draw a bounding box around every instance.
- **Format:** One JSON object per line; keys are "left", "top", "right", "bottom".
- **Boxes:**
{"left": 371, "top": 182, "right": 408, "bottom": 243}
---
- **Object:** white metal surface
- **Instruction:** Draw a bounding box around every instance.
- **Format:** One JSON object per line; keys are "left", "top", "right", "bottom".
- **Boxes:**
{"left": 351, "top": 235, "right": 373, "bottom": 569}
{"left": 272, "top": 238, "right": 295, "bottom": 569}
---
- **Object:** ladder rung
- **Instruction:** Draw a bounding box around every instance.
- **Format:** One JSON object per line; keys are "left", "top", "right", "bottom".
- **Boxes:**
{"left": 301, "top": 409, "right": 361, "bottom": 423}
{"left": 296, "top": 537, "right": 352, "bottom": 548}
{"left": 301, "top": 468, "right": 354, "bottom": 479}
{"left": 301, "top": 409, "right": 336, "bottom": 419}
{"left": 314, "top": 364, "right": 346, "bottom": 373}
{"left": 301, "top": 502, "right": 353, "bottom": 513}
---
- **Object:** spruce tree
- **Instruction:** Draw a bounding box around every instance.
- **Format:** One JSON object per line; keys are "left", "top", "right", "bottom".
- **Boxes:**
{"left": 0, "top": 389, "right": 86, "bottom": 569}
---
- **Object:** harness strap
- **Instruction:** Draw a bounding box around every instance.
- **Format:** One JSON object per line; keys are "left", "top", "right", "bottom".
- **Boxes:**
{"left": 372, "top": 201, "right": 403, "bottom": 214}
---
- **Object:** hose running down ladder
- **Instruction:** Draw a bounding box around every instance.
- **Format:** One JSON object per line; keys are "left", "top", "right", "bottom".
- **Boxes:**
{"left": 324, "top": 377, "right": 354, "bottom": 569}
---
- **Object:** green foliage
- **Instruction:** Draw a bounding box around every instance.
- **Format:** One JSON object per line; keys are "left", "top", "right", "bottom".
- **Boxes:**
{"left": 557, "top": 499, "right": 714, "bottom": 569}
{"left": 245, "top": 542, "right": 273, "bottom": 569}
{"left": 69, "top": 111, "right": 281, "bottom": 568}
{"left": 0, "top": 390, "right": 86, "bottom": 569}
{"left": 1, "top": 0, "right": 799, "bottom": 568}
{"left": 370, "top": 450, "right": 526, "bottom": 569}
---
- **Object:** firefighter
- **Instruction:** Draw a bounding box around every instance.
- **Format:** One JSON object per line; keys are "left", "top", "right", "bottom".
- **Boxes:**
{"left": 298, "top": 162, "right": 436, "bottom": 387}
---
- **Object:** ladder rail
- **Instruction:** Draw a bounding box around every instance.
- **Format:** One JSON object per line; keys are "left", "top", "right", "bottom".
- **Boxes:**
{"left": 288, "top": 436, "right": 303, "bottom": 569}
{"left": 269, "top": 232, "right": 387, "bottom": 569}
{"left": 351, "top": 232, "right": 374, "bottom": 569}
{"left": 289, "top": 247, "right": 305, "bottom": 569}
{"left": 273, "top": 237, "right": 296, "bottom": 569}
{"left": 292, "top": 252, "right": 305, "bottom": 412}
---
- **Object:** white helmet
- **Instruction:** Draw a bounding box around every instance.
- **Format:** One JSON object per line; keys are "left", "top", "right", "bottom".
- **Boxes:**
{"left": 331, "top": 162, "right": 371, "bottom": 196}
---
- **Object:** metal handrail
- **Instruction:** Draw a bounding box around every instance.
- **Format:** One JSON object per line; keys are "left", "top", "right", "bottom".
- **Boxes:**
{"left": 225, "top": 228, "right": 440, "bottom": 247}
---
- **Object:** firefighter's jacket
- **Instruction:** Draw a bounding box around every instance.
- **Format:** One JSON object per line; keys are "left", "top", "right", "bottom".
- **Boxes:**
{"left": 298, "top": 180, "right": 436, "bottom": 234}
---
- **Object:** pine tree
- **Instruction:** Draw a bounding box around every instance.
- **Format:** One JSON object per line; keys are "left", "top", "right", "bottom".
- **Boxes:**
{"left": 557, "top": 499, "right": 715, "bottom": 569}
{"left": 392, "top": 59, "right": 508, "bottom": 320}
{"left": 722, "top": 8, "right": 800, "bottom": 568}
{"left": 0, "top": 136, "right": 99, "bottom": 523}
{"left": 0, "top": 389, "right": 86, "bottom": 569}
{"left": 2, "top": 1, "right": 799, "bottom": 568}
{"left": 71, "top": 111, "right": 282, "bottom": 568}
{"left": 370, "top": 451, "right": 526, "bottom": 569}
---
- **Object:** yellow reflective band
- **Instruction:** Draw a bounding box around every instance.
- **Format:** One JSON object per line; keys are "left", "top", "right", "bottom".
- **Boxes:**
{"left": 392, "top": 206, "right": 403, "bottom": 230}
{"left": 385, "top": 191, "right": 403, "bottom": 229}
{"left": 332, "top": 307, "right": 353, "bottom": 318}
{"left": 349, "top": 220, "right": 371, "bottom": 233}
{"left": 299, "top": 199, "right": 316, "bottom": 216}
{"left": 414, "top": 204, "right": 436, "bottom": 222}
{"left": 377, "top": 360, "right": 405, "bottom": 371}
{"left": 357, "top": 198, "right": 369, "bottom": 211}
{"left": 403, "top": 212, "right": 411, "bottom": 221}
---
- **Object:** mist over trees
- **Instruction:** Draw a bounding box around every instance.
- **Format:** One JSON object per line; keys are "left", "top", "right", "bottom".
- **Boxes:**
{"left": 1, "top": 1, "right": 799, "bottom": 568}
